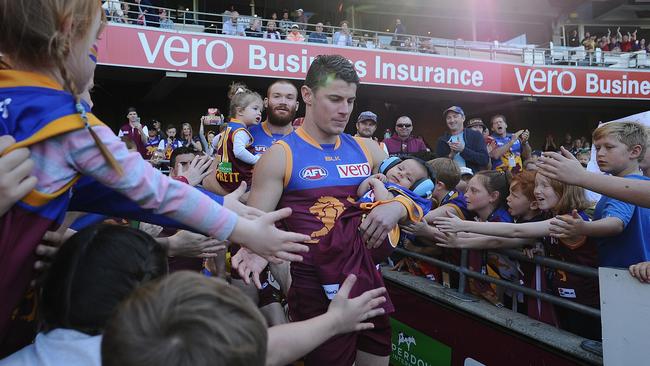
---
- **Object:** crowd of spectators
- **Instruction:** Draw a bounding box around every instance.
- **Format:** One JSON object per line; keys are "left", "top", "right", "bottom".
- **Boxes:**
{"left": 5, "top": 51, "right": 650, "bottom": 365}
{"left": 567, "top": 27, "right": 650, "bottom": 53}
{"left": 103, "top": 0, "right": 650, "bottom": 64}
{"left": 102, "top": 1, "right": 434, "bottom": 52}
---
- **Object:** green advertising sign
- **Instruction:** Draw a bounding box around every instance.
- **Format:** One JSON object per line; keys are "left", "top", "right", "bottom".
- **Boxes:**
{"left": 390, "top": 318, "right": 452, "bottom": 366}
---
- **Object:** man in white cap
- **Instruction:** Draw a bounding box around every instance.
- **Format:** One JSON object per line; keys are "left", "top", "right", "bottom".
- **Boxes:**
{"left": 286, "top": 23, "right": 305, "bottom": 42}
{"left": 456, "top": 166, "right": 474, "bottom": 194}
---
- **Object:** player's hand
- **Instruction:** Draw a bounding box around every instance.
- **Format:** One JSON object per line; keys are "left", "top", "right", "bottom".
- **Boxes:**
{"left": 325, "top": 274, "right": 387, "bottom": 334}
{"left": 360, "top": 201, "right": 404, "bottom": 249}
{"left": 229, "top": 207, "right": 311, "bottom": 263}
{"left": 231, "top": 247, "right": 268, "bottom": 288}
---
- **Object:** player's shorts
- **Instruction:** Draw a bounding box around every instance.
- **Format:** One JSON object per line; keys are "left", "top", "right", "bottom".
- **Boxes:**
{"left": 287, "top": 285, "right": 391, "bottom": 366}
{"left": 257, "top": 268, "right": 285, "bottom": 307}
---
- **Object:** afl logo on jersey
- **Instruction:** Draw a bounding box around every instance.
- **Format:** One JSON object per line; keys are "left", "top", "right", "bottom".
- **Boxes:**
{"left": 300, "top": 166, "right": 328, "bottom": 181}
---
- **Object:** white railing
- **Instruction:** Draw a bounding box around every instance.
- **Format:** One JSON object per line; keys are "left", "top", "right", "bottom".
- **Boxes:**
{"left": 104, "top": 1, "right": 650, "bottom": 69}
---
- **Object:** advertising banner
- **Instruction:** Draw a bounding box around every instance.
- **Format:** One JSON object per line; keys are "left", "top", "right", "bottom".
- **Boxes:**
{"left": 390, "top": 318, "right": 452, "bottom": 366}
{"left": 98, "top": 24, "right": 650, "bottom": 100}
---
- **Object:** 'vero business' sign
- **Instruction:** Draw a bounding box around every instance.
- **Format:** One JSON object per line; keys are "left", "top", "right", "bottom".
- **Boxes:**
{"left": 98, "top": 24, "right": 650, "bottom": 100}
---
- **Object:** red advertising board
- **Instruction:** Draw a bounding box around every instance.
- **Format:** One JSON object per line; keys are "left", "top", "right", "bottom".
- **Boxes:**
{"left": 98, "top": 24, "right": 650, "bottom": 100}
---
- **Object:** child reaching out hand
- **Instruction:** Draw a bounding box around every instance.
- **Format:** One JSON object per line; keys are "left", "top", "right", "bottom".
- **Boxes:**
{"left": 0, "top": 0, "right": 309, "bottom": 349}
{"left": 433, "top": 172, "right": 600, "bottom": 340}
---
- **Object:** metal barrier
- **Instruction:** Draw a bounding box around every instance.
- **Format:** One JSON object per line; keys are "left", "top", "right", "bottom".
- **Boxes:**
{"left": 105, "top": 1, "right": 650, "bottom": 69}
{"left": 393, "top": 247, "right": 601, "bottom": 319}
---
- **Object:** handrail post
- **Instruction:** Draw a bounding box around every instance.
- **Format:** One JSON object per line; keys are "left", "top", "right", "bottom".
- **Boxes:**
{"left": 458, "top": 249, "right": 468, "bottom": 294}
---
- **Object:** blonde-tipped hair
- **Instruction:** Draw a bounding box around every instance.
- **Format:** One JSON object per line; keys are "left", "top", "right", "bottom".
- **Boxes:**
{"left": 593, "top": 121, "right": 648, "bottom": 162}
{"left": 227, "top": 82, "right": 262, "bottom": 117}
{"left": 549, "top": 178, "right": 591, "bottom": 215}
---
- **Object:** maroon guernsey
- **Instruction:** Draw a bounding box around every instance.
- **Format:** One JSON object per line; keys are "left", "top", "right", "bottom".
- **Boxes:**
{"left": 276, "top": 128, "right": 393, "bottom": 364}
{"left": 214, "top": 120, "right": 255, "bottom": 193}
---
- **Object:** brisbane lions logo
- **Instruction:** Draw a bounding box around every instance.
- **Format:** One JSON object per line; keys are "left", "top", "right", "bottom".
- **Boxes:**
{"left": 307, "top": 196, "right": 346, "bottom": 243}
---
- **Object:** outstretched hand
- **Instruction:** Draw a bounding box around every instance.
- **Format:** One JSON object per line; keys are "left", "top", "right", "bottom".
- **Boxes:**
{"left": 230, "top": 207, "right": 311, "bottom": 263}
{"left": 400, "top": 219, "right": 429, "bottom": 236}
{"left": 537, "top": 146, "right": 586, "bottom": 185}
{"left": 549, "top": 209, "right": 584, "bottom": 239}
{"left": 167, "top": 230, "right": 227, "bottom": 258}
{"left": 231, "top": 247, "right": 269, "bottom": 288}
{"left": 223, "top": 181, "right": 264, "bottom": 219}
{"left": 432, "top": 211, "right": 465, "bottom": 233}
{"left": 176, "top": 154, "right": 213, "bottom": 187}
{"left": 31, "top": 229, "right": 76, "bottom": 287}
{"left": 326, "top": 274, "right": 387, "bottom": 334}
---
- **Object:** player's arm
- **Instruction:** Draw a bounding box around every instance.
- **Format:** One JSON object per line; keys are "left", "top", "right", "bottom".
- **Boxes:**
{"left": 248, "top": 143, "right": 286, "bottom": 212}
{"left": 234, "top": 144, "right": 290, "bottom": 285}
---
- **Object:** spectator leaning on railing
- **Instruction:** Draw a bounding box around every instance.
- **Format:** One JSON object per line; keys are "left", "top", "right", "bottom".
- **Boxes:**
{"left": 222, "top": 11, "right": 246, "bottom": 36}
{"left": 278, "top": 10, "right": 293, "bottom": 34}
{"left": 333, "top": 21, "right": 353, "bottom": 47}
{"left": 308, "top": 22, "right": 328, "bottom": 44}
{"left": 286, "top": 24, "right": 305, "bottom": 42}
{"left": 263, "top": 20, "right": 282, "bottom": 40}
{"left": 159, "top": 9, "right": 174, "bottom": 29}
{"left": 245, "top": 18, "right": 263, "bottom": 38}
{"left": 102, "top": 0, "right": 123, "bottom": 22}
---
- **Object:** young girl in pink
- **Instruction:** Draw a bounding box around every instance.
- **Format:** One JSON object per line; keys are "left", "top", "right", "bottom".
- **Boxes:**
{"left": 0, "top": 0, "right": 308, "bottom": 349}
